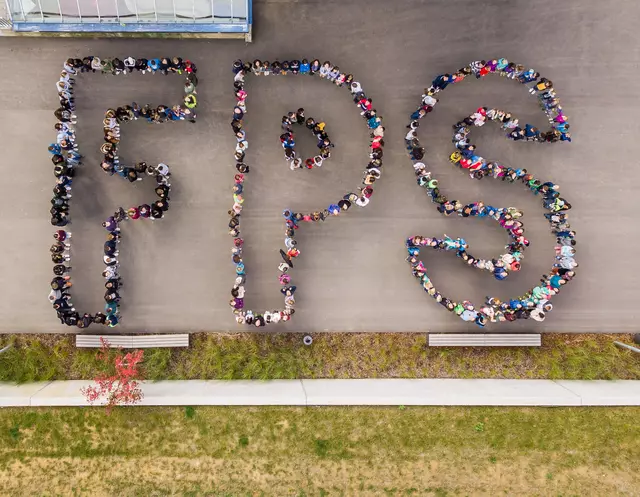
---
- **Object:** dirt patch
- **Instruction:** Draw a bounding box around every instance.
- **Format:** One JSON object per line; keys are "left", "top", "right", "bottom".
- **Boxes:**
{"left": 0, "top": 455, "right": 636, "bottom": 496}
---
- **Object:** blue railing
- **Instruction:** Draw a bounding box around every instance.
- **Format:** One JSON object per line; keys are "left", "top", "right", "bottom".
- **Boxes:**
{"left": 5, "top": 0, "right": 251, "bottom": 35}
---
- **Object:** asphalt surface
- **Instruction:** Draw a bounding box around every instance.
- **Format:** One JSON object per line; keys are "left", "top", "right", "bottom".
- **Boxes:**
{"left": 0, "top": 0, "right": 638, "bottom": 333}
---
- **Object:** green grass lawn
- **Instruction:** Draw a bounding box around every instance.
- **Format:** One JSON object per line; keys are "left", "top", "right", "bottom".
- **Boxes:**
{"left": 0, "top": 333, "right": 638, "bottom": 383}
{"left": 0, "top": 406, "right": 637, "bottom": 495}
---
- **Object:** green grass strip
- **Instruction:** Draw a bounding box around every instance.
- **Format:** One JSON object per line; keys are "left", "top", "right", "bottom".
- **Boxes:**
{"left": 0, "top": 333, "right": 638, "bottom": 383}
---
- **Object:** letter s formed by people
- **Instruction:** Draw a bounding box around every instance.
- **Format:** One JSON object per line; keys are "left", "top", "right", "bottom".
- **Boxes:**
{"left": 405, "top": 58, "right": 576, "bottom": 327}
{"left": 228, "top": 59, "right": 385, "bottom": 327}
{"left": 49, "top": 56, "right": 198, "bottom": 329}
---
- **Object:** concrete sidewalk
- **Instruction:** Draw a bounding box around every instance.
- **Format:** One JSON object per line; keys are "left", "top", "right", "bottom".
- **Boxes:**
{"left": 1, "top": 379, "right": 639, "bottom": 407}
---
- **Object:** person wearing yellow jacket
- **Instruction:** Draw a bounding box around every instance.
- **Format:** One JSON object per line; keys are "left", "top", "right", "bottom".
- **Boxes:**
{"left": 184, "top": 93, "right": 197, "bottom": 109}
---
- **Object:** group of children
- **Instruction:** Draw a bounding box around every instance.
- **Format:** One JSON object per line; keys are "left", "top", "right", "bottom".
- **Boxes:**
{"left": 280, "top": 109, "right": 335, "bottom": 170}
{"left": 70, "top": 55, "right": 197, "bottom": 78}
{"left": 48, "top": 54, "right": 578, "bottom": 328}
{"left": 229, "top": 58, "right": 384, "bottom": 326}
{"left": 404, "top": 58, "right": 576, "bottom": 326}
{"left": 49, "top": 56, "right": 196, "bottom": 328}
{"left": 239, "top": 59, "right": 355, "bottom": 85}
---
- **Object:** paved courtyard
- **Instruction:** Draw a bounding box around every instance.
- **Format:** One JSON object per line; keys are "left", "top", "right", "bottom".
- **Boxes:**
{"left": 0, "top": 0, "right": 638, "bottom": 333}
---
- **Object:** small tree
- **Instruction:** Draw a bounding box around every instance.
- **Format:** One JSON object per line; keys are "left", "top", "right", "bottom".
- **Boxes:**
{"left": 81, "top": 337, "right": 144, "bottom": 414}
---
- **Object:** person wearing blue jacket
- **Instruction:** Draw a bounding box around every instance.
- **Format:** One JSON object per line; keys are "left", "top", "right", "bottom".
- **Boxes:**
{"left": 48, "top": 143, "right": 62, "bottom": 155}
{"left": 524, "top": 124, "right": 540, "bottom": 140}
{"left": 147, "top": 58, "right": 161, "bottom": 73}
{"left": 432, "top": 73, "right": 452, "bottom": 90}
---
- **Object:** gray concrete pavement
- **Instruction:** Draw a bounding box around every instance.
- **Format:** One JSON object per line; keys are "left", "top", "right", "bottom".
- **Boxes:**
{"left": 0, "top": 0, "right": 639, "bottom": 333}
{"left": 2, "top": 379, "right": 639, "bottom": 407}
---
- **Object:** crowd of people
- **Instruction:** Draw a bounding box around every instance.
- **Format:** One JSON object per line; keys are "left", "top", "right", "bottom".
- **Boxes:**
{"left": 280, "top": 109, "right": 334, "bottom": 169}
{"left": 46, "top": 55, "right": 577, "bottom": 328}
{"left": 404, "top": 58, "right": 576, "bottom": 326}
{"left": 49, "top": 56, "right": 197, "bottom": 328}
{"left": 229, "top": 58, "right": 384, "bottom": 326}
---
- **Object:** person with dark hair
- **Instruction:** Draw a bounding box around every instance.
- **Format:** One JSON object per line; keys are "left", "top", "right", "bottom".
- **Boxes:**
{"left": 137, "top": 204, "right": 150, "bottom": 219}
{"left": 79, "top": 313, "right": 93, "bottom": 328}
{"left": 251, "top": 59, "right": 262, "bottom": 75}
{"left": 50, "top": 242, "right": 66, "bottom": 255}
{"left": 147, "top": 58, "right": 161, "bottom": 73}
{"left": 93, "top": 313, "right": 107, "bottom": 324}
{"left": 184, "top": 60, "right": 197, "bottom": 74}
{"left": 232, "top": 59, "right": 244, "bottom": 74}
{"left": 64, "top": 311, "right": 80, "bottom": 327}
{"left": 104, "top": 290, "right": 121, "bottom": 304}
{"left": 150, "top": 203, "right": 164, "bottom": 220}
{"left": 133, "top": 57, "right": 148, "bottom": 73}
{"left": 113, "top": 58, "right": 125, "bottom": 75}
{"left": 102, "top": 216, "right": 117, "bottom": 232}
{"left": 408, "top": 145, "right": 423, "bottom": 161}
{"left": 104, "top": 239, "right": 118, "bottom": 257}
{"left": 79, "top": 57, "right": 92, "bottom": 72}
{"left": 51, "top": 214, "right": 69, "bottom": 227}
{"left": 53, "top": 264, "right": 71, "bottom": 276}
{"left": 105, "top": 313, "right": 119, "bottom": 327}
{"left": 319, "top": 61, "right": 331, "bottom": 78}
{"left": 432, "top": 73, "right": 453, "bottom": 91}
{"left": 54, "top": 108, "right": 76, "bottom": 123}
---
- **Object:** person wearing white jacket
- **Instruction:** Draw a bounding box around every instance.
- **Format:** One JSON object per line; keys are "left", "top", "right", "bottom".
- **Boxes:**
{"left": 123, "top": 56, "right": 136, "bottom": 73}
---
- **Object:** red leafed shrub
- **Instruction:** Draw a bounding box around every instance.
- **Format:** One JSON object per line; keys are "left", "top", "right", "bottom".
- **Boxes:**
{"left": 81, "top": 337, "right": 144, "bottom": 413}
